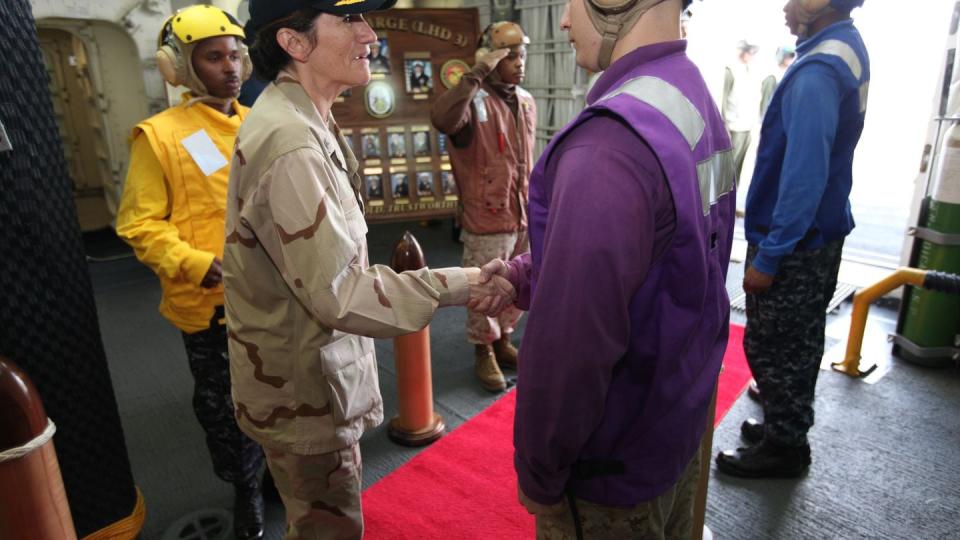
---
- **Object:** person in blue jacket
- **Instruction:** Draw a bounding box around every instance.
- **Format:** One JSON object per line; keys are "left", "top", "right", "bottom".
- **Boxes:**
{"left": 716, "top": 0, "right": 870, "bottom": 478}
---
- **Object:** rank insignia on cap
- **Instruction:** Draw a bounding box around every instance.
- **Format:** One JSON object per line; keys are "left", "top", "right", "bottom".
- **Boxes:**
{"left": 335, "top": 0, "right": 366, "bottom": 5}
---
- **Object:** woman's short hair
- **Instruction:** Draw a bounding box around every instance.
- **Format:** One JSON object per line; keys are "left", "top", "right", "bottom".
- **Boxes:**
{"left": 249, "top": 8, "right": 323, "bottom": 81}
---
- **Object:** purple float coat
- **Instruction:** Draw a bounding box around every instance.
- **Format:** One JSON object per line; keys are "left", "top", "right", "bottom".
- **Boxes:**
{"left": 508, "top": 41, "right": 736, "bottom": 507}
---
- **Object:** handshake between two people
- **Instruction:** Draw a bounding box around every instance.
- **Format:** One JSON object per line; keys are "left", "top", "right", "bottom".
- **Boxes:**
{"left": 465, "top": 258, "right": 514, "bottom": 318}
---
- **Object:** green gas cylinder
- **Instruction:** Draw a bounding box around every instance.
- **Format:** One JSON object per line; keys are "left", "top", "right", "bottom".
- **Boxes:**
{"left": 901, "top": 121, "right": 960, "bottom": 365}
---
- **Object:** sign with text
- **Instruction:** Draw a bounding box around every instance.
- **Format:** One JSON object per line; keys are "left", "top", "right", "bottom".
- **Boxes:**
{"left": 334, "top": 8, "right": 479, "bottom": 223}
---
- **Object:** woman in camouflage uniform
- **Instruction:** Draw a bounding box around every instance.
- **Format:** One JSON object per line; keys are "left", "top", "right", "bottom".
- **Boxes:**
{"left": 224, "top": 1, "right": 514, "bottom": 538}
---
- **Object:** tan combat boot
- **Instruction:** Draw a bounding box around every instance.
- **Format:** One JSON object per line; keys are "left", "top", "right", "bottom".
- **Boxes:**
{"left": 492, "top": 334, "right": 518, "bottom": 370}
{"left": 475, "top": 344, "right": 506, "bottom": 392}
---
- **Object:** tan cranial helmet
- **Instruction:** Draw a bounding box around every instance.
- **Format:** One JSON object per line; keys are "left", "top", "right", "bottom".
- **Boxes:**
{"left": 475, "top": 21, "right": 530, "bottom": 64}
{"left": 490, "top": 21, "right": 529, "bottom": 49}
{"left": 584, "top": 0, "right": 678, "bottom": 70}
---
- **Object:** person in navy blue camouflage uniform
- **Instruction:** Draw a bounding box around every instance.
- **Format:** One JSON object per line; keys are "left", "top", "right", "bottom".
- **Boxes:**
{"left": 717, "top": 0, "right": 870, "bottom": 479}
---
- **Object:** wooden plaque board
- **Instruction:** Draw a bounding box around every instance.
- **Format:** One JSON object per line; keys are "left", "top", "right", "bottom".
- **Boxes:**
{"left": 333, "top": 8, "right": 479, "bottom": 223}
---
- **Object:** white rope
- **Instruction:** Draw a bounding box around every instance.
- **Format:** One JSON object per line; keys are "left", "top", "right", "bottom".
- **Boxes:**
{"left": 0, "top": 419, "right": 56, "bottom": 463}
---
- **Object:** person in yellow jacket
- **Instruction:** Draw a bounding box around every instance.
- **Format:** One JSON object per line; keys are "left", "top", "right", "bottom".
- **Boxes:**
{"left": 115, "top": 6, "right": 266, "bottom": 539}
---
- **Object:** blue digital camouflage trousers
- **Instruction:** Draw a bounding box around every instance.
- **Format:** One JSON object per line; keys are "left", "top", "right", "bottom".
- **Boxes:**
{"left": 744, "top": 239, "right": 844, "bottom": 447}
{"left": 181, "top": 306, "right": 264, "bottom": 485}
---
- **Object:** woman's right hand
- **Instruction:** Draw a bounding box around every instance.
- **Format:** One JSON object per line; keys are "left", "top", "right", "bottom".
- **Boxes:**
{"left": 466, "top": 266, "right": 515, "bottom": 317}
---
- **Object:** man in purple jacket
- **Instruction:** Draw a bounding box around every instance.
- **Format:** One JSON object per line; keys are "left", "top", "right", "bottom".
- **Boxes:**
{"left": 475, "top": 0, "right": 735, "bottom": 536}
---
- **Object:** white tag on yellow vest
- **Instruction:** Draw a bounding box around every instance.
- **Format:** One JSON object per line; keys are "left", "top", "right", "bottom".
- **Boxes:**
{"left": 181, "top": 129, "right": 228, "bottom": 176}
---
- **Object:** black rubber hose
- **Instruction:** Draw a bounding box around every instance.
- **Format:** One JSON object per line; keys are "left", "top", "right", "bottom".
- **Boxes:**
{"left": 923, "top": 271, "right": 960, "bottom": 295}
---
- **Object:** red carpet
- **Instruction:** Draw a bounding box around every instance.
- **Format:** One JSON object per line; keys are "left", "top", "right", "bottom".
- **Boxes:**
{"left": 715, "top": 324, "right": 750, "bottom": 424}
{"left": 363, "top": 325, "right": 750, "bottom": 539}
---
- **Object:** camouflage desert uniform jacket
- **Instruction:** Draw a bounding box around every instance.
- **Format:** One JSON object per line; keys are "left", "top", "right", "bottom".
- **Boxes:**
{"left": 223, "top": 73, "right": 469, "bottom": 455}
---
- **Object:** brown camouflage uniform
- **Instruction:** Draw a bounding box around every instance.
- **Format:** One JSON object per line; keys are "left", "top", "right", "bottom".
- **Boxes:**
{"left": 223, "top": 72, "right": 470, "bottom": 538}
{"left": 265, "top": 444, "right": 363, "bottom": 540}
{"left": 535, "top": 453, "right": 701, "bottom": 540}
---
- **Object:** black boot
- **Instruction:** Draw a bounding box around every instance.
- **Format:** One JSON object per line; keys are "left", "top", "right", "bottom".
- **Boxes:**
{"left": 233, "top": 478, "right": 265, "bottom": 540}
{"left": 740, "top": 417, "right": 764, "bottom": 444}
{"left": 715, "top": 438, "right": 811, "bottom": 479}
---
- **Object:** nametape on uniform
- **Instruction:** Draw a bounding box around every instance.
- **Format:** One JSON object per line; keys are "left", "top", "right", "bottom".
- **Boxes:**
{"left": 181, "top": 129, "right": 228, "bottom": 176}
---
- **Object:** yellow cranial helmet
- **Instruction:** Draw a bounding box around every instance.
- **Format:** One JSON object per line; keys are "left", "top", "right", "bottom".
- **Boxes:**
{"left": 155, "top": 5, "right": 251, "bottom": 95}
{"left": 167, "top": 4, "right": 244, "bottom": 45}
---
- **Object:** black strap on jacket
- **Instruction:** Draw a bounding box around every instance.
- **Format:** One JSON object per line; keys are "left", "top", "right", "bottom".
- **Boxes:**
{"left": 565, "top": 459, "right": 626, "bottom": 540}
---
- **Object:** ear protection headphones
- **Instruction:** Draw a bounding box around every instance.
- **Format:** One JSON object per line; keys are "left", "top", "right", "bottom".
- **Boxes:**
{"left": 583, "top": 0, "right": 694, "bottom": 70}
{"left": 155, "top": 5, "right": 252, "bottom": 89}
{"left": 475, "top": 23, "right": 494, "bottom": 64}
{"left": 583, "top": 0, "right": 664, "bottom": 70}
{"left": 156, "top": 15, "right": 188, "bottom": 87}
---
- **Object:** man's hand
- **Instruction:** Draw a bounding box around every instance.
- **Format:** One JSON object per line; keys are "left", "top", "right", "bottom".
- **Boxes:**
{"left": 200, "top": 257, "right": 223, "bottom": 289}
{"left": 465, "top": 266, "right": 515, "bottom": 317}
{"left": 479, "top": 48, "right": 510, "bottom": 72}
{"left": 478, "top": 258, "right": 509, "bottom": 284}
{"left": 469, "top": 258, "right": 513, "bottom": 315}
{"left": 743, "top": 265, "right": 774, "bottom": 294}
{"left": 518, "top": 485, "right": 566, "bottom": 516}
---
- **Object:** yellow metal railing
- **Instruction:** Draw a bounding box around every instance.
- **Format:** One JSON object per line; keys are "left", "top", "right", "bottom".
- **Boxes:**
{"left": 832, "top": 267, "right": 927, "bottom": 377}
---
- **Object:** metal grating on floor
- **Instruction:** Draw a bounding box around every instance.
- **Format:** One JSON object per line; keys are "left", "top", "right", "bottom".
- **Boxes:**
{"left": 729, "top": 291, "right": 747, "bottom": 312}
{"left": 730, "top": 281, "right": 858, "bottom": 313}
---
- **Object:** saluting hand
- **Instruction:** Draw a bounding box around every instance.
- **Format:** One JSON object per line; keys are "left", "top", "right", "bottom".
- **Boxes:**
{"left": 479, "top": 48, "right": 511, "bottom": 72}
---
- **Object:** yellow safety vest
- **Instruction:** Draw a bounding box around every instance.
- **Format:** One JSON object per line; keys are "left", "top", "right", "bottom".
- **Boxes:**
{"left": 117, "top": 96, "right": 247, "bottom": 333}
